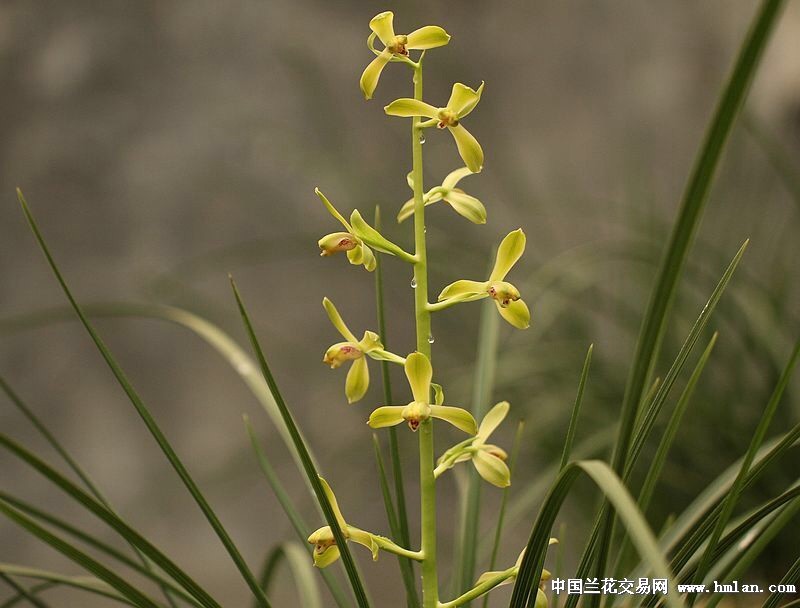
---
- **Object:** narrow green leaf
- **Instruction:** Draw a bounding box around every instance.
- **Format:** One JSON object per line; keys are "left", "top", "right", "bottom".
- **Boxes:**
{"left": 509, "top": 460, "right": 681, "bottom": 608}
{"left": 0, "top": 434, "right": 218, "bottom": 608}
{"left": 454, "top": 294, "right": 499, "bottom": 604}
{"left": 0, "top": 377, "right": 180, "bottom": 608}
{"left": 0, "top": 302, "right": 318, "bottom": 508}
{"left": 0, "top": 566, "right": 126, "bottom": 607}
{"left": 481, "top": 419, "right": 524, "bottom": 608}
{"left": 244, "top": 418, "right": 349, "bottom": 608}
{"left": 691, "top": 338, "right": 800, "bottom": 601}
{"left": 762, "top": 556, "right": 800, "bottom": 608}
{"left": 256, "top": 543, "right": 322, "bottom": 608}
{"left": 559, "top": 344, "right": 593, "bottom": 470}
{"left": 595, "top": 0, "right": 785, "bottom": 592}
{"left": 0, "top": 501, "right": 162, "bottom": 608}
{"left": 0, "top": 573, "right": 50, "bottom": 608}
{"left": 229, "top": 278, "right": 370, "bottom": 608}
{"left": 374, "top": 205, "right": 414, "bottom": 599}
{"left": 17, "top": 191, "right": 270, "bottom": 608}
{"left": 372, "top": 435, "right": 419, "bottom": 607}
{"left": 0, "top": 492, "right": 201, "bottom": 608}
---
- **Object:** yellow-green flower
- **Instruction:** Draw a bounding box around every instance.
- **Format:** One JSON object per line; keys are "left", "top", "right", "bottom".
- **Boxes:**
{"left": 435, "top": 401, "right": 511, "bottom": 487}
{"left": 360, "top": 12, "right": 451, "bottom": 100}
{"left": 316, "top": 188, "right": 376, "bottom": 272}
{"left": 308, "top": 477, "right": 380, "bottom": 567}
{"left": 368, "top": 352, "right": 477, "bottom": 433}
{"left": 322, "top": 298, "right": 405, "bottom": 403}
{"left": 438, "top": 229, "right": 530, "bottom": 329}
{"left": 384, "top": 82, "right": 485, "bottom": 172}
{"left": 397, "top": 167, "right": 486, "bottom": 224}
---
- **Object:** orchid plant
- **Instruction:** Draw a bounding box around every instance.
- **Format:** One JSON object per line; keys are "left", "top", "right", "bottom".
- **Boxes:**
{"left": 309, "top": 11, "right": 542, "bottom": 608}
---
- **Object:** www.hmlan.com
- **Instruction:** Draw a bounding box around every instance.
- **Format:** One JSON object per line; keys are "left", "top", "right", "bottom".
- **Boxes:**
{"left": 549, "top": 578, "right": 797, "bottom": 595}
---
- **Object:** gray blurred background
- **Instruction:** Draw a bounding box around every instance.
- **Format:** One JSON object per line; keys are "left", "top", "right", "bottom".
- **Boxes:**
{"left": 1, "top": 1, "right": 799, "bottom": 606}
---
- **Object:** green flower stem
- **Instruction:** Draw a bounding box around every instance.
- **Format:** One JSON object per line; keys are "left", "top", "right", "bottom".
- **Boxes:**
{"left": 437, "top": 568, "right": 517, "bottom": 608}
{"left": 372, "top": 536, "right": 425, "bottom": 562}
{"left": 411, "top": 57, "right": 439, "bottom": 608}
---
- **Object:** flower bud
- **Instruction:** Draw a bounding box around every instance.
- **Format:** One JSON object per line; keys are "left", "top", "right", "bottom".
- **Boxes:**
{"left": 487, "top": 281, "right": 521, "bottom": 307}
{"left": 318, "top": 232, "right": 358, "bottom": 256}
{"left": 323, "top": 342, "right": 363, "bottom": 369}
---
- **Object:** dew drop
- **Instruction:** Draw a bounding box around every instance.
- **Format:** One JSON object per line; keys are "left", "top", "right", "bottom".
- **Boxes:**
{"left": 427, "top": 334, "right": 435, "bottom": 344}
{"left": 418, "top": 133, "right": 426, "bottom": 145}
{"left": 423, "top": 227, "right": 427, "bottom": 233}
{"left": 410, "top": 277, "right": 417, "bottom": 288}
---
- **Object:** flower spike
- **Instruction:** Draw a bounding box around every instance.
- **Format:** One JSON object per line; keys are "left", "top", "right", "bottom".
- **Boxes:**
{"left": 360, "top": 12, "right": 451, "bottom": 100}
{"left": 368, "top": 352, "right": 477, "bottom": 433}
{"left": 322, "top": 298, "right": 405, "bottom": 403}
{"left": 435, "top": 401, "right": 512, "bottom": 487}
{"left": 385, "top": 82, "right": 485, "bottom": 171}
{"left": 316, "top": 189, "right": 376, "bottom": 272}
{"left": 398, "top": 167, "right": 486, "bottom": 224}
{"left": 437, "top": 229, "right": 530, "bottom": 329}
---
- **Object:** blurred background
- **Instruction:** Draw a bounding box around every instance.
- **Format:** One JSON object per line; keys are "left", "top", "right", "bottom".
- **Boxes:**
{"left": 1, "top": 1, "right": 799, "bottom": 606}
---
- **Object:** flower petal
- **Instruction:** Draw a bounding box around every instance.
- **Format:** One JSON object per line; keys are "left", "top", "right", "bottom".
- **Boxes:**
{"left": 384, "top": 98, "right": 439, "bottom": 119}
{"left": 404, "top": 352, "right": 432, "bottom": 404}
{"left": 441, "top": 166, "right": 476, "bottom": 190}
{"left": 444, "top": 190, "right": 486, "bottom": 224}
{"left": 323, "top": 298, "right": 358, "bottom": 343}
{"left": 448, "top": 124, "right": 484, "bottom": 173}
{"left": 495, "top": 298, "right": 530, "bottom": 329}
{"left": 318, "top": 477, "right": 348, "bottom": 529}
{"left": 348, "top": 527, "right": 380, "bottom": 561}
{"left": 369, "top": 11, "right": 395, "bottom": 45}
{"left": 438, "top": 279, "right": 488, "bottom": 302}
{"left": 347, "top": 242, "right": 364, "bottom": 265}
{"left": 368, "top": 406, "right": 405, "bottom": 428}
{"left": 360, "top": 48, "right": 392, "bottom": 100}
{"left": 473, "top": 450, "right": 511, "bottom": 487}
{"left": 430, "top": 405, "right": 477, "bottom": 435}
{"left": 345, "top": 356, "right": 369, "bottom": 404}
{"left": 315, "top": 188, "right": 351, "bottom": 231}
{"left": 406, "top": 25, "right": 451, "bottom": 50}
{"left": 476, "top": 401, "right": 510, "bottom": 444}
{"left": 313, "top": 544, "right": 341, "bottom": 568}
{"left": 360, "top": 243, "right": 376, "bottom": 271}
{"left": 350, "top": 209, "right": 412, "bottom": 259}
{"left": 447, "top": 81, "right": 484, "bottom": 118}
{"left": 358, "top": 330, "right": 383, "bottom": 352}
{"left": 489, "top": 229, "right": 526, "bottom": 281}
{"left": 431, "top": 382, "right": 444, "bottom": 406}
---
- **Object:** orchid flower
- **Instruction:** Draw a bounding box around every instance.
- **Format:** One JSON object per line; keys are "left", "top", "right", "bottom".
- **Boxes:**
{"left": 322, "top": 298, "right": 404, "bottom": 403}
{"left": 360, "top": 11, "right": 450, "bottom": 100}
{"left": 397, "top": 167, "right": 486, "bottom": 224}
{"left": 437, "top": 229, "right": 530, "bottom": 329}
{"left": 368, "top": 352, "right": 477, "bottom": 433}
{"left": 385, "top": 82, "right": 485, "bottom": 172}
{"left": 316, "top": 189, "right": 376, "bottom": 272}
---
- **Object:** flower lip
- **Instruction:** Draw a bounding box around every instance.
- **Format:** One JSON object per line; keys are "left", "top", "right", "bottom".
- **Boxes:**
{"left": 387, "top": 34, "right": 409, "bottom": 55}
{"left": 318, "top": 231, "right": 358, "bottom": 256}
{"left": 437, "top": 108, "right": 459, "bottom": 128}
{"left": 487, "top": 281, "right": 521, "bottom": 307}
{"left": 323, "top": 342, "right": 363, "bottom": 368}
{"left": 401, "top": 401, "right": 431, "bottom": 431}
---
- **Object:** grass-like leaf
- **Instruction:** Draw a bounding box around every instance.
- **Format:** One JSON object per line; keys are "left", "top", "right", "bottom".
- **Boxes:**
{"left": 0, "top": 573, "right": 50, "bottom": 608}
{"left": 374, "top": 206, "right": 418, "bottom": 608}
{"left": 481, "top": 419, "right": 524, "bottom": 608}
{"left": 0, "top": 501, "right": 163, "bottom": 608}
{"left": 689, "top": 337, "right": 799, "bottom": 602}
{"left": 0, "top": 565, "right": 125, "bottom": 606}
{"left": 559, "top": 344, "right": 593, "bottom": 470}
{"left": 229, "top": 278, "right": 371, "bottom": 608}
{"left": 509, "top": 460, "right": 681, "bottom": 608}
{"left": 594, "top": 0, "right": 785, "bottom": 591}
{"left": 244, "top": 417, "right": 349, "bottom": 608}
{"left": 17, "top": 190, "right": 270, "bottom": 608}
{"left": 454, "top": 294, "right": 500, "bottom": 602}
{"left": 256, "top": 543, "right": 322, "bottom": 608}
